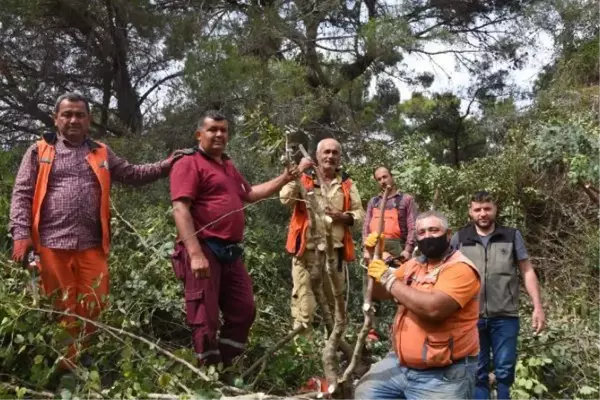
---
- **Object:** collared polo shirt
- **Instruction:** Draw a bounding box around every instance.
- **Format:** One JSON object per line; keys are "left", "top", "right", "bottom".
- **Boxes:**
{"left": 170, "top": 148, "right": 251, "bottom": 242}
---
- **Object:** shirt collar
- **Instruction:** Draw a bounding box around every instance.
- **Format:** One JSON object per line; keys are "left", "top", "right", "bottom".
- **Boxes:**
{"left": 377, "top": 188, "right": 401, "bottom": 198}
{"left": 310, "top": 171, "right": 340, "bottom": 186}
{"left": 56, "top": 134, "right": 97, "bottom": 149}
{"left": 198, "top": 145, "right": 230, "bottom": 161}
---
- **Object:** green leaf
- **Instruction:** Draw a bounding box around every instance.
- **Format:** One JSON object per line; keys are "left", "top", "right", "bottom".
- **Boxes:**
{"left": 579, "top": 386, "right": 599, "bottom": 395}
{"left": 34, "top": 355, "right": 44, "bottom": 365}
{"left": 90, "top": 370, "right": 100, "bottom": 382}
{"left": 533, "top": 383, "right": 547, "bottom": 394}
{"left": 233, "top": 377, "right": 244, "bottom": 388}
{"left": 158, "top": 373, "right": 171, "bottom": 387}
{"left": 14, "top": 334, "right": 24, "bottom": 344}
{"left": 15, "top": 387, "right": 27, "bottom": 399}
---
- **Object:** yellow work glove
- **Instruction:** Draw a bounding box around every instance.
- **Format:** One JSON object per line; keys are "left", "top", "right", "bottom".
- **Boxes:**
{"left": 368, "top": 259, "right": 397, "bottom": 292}
{"left": 365, "top": 232, "right": 384, "bottom": 248}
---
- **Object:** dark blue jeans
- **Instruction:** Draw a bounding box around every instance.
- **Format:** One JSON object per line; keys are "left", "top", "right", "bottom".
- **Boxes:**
{"left": 475, "top": 317, "right": 520, "bottom": 399}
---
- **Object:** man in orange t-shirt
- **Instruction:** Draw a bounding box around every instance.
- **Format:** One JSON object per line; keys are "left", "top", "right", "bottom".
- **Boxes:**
{"left": 355, "top": 210, "right": 480, "bottom": 399}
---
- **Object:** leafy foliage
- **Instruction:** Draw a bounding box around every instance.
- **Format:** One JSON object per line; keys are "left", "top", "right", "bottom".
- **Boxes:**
{"left": 0, "top": 0, "right": 598, "bottom": 398}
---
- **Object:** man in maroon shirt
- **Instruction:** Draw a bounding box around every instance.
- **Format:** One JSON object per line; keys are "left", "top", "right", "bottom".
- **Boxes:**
{"left": 170, "top": 110, "right": 310, "bottom": 369}
{"left": 9, "top": 92, "right": 182, "bottom": 374}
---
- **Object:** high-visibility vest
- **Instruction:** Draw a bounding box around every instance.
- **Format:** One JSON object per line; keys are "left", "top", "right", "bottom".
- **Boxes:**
{"left": 368, "top": 194, "right": 403, "bottom": 239}
{"left": 285, "top": 174, "right": 356, "bottom": 261}
{"left": 31, "top": 137, "right": 112, "bottom": 254}
{"left": 392, "top": 250, "right": 480, "bottom": 369}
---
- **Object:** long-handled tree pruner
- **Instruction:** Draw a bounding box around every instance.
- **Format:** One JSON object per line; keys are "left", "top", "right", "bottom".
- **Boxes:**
{"left": 340, "top": 185, "right": 392, "bottom": 384}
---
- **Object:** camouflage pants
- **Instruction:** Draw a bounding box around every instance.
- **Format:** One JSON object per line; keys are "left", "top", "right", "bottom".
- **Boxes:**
{"left": 291, "top": 249, "right": 346, "bottom": 329}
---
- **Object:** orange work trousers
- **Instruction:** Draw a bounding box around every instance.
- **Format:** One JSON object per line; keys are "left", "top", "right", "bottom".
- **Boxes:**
{"left": 38, "top": 246, "right": 109, "bottom": 370}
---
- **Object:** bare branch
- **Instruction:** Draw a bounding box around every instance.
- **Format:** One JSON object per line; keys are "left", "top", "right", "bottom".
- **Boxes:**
{"left": 241, "top": 325, "right": 304, "bottom": 379}
{"left": 136, "top": 71, "right": 185, "bottom": 108}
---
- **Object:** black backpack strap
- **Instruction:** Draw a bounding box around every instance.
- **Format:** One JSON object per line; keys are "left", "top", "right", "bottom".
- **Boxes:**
{"left": 394, "top": 193, "right": 402, "bottom": 210}
{"left": 372, "top": 196, "right": 380, "bottom": 209}
{"left": 394, "top": 192, "right": 406, "bottom": 240}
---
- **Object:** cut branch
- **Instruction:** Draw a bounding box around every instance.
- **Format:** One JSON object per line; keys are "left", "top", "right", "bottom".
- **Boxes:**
{"left": 340, "top": 186, "right": 391, "bottom": 384}
{"left": 19, "top": 305, "right": 211, "bottom": 382}
{"left": 0, "top": 381, "right": 186, "bottom": 399}
{"left": 241, "top": 325, "right": 304, "bottom": 379}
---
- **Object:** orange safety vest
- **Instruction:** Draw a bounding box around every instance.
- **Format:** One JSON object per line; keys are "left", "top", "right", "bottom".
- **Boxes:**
{"left": 31, "top": 137, "right": 112, "bottom": 254}
{"left": 392, "top": 250, "right": 480, "bottom": 369}
{"left": 369, "top": 208, "right": 402, "bottom": 239}
{"left": 285, "top": 174, "right": 356, "bottom": 261}
{"left": 368, "top": 195, "right": 402, "bottom": 239}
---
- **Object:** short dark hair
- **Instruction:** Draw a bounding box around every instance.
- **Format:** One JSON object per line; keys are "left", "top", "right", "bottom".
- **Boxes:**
{"left": 471, "top": 190, "right": 496, "bottom": 204}
{"left": 373, "top": 165, "right": 392, "bottom": 178}
{"left": 197, "top": 110, "right": 227, "bottom": 129}
{"left": 54, "top": 92, "right": 90, "bottom": 114}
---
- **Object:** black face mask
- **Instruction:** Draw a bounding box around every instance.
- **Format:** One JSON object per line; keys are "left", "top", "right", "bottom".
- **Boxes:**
{"left": 417, "top": 235, "right": 450, "bottom": 259}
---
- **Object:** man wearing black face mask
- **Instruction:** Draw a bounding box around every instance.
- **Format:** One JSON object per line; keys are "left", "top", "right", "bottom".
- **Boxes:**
{"left": 355, "top": 211, "right": 481, "bottom": 400}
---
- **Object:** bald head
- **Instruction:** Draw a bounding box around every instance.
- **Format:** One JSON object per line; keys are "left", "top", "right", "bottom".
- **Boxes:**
{"left": 316, "top": 138, "right": 342, "bottom": 177}
{"left": 316, "top": 138, "right": 341, "bottom": 155}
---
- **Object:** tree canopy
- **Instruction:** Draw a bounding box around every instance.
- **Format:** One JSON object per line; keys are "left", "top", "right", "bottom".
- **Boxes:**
{"left": 0, "top": 0, "right": 598, "bottom": 398}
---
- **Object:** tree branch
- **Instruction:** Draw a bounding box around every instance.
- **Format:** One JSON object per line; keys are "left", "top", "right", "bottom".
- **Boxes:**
{"left": 0, "top": 381, "right": 184, "bottom": 400}
{"left": 340, "top": 186, "right": 391, "bottom": 384}
{"left": 241, "top": 325, "right": 304, "bottom": 379}
{"left": 19, "top": 305, "right": 211, "bottom": 382}
{"left": 136, "top": 71, "right": 184, "bottom": 108}
{"left": 579, "top": 180, "right": 599, "bottom": 205}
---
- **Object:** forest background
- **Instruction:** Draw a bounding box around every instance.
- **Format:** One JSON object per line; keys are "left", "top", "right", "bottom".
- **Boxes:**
{"left": 0, "top": 0, "right": 598, "bottom": 398}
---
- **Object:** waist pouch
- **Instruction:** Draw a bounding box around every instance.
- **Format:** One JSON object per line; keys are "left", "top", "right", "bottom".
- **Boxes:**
{"left": 204, "top": 238, "right": 244, "bottom": 264}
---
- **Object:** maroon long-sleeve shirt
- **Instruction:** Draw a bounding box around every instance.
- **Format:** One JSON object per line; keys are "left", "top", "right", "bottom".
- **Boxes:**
{"left": 10, "top": 135, "right": 168, "bottom": 250}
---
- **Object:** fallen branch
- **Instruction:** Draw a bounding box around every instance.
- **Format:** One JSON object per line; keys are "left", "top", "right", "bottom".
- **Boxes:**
{"left": 221, "top": 392, "right": 322, "bottom": 400}
{"left": 111, "top": 203, "right": 150, "bottom": 249}
{"left": 0, "top": 382, "right": 181, "bottom": 399}
{"left": 322, "top": 257, "right": 347, "bottom": 395}
{"left": 19, "top": 305, "right": 211, "bottom": 382}
{"left": 340, "top": 186, "right": 391, "bottom": 384}
{"left": 241, "top": 325, "right": 305, "bottom": 379}
{"left": 17, "top": 305, "right": 255, "bottom": 396}
{"left": 0, "top": 382, "right": 55, "bottom": 398}
{"left": 579, "top": 180, "right": 599, "bottom": 205}
{"left": 249, "top": 359, "right": 268, "bottom": 388}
